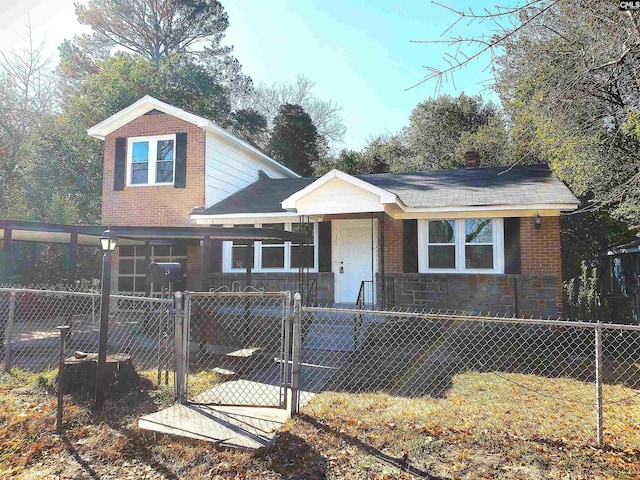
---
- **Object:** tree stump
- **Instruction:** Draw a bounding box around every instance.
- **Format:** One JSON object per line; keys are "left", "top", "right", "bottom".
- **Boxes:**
{"left": 62, "top": 353, "right": 140, "bottom": 396}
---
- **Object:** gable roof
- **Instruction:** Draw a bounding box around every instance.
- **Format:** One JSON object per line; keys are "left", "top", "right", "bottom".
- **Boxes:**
{"left": 281, "top": 169, "right": 397, "bottom": 211}
{"left": 87, "top": 95, "right": 299, "bottom": 178}
{"left": 193, "top": 164, "right": 579, "bottom": 218}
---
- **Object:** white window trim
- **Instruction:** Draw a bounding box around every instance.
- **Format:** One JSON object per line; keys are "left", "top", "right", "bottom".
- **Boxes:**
{"left": 418, "top": 218, "right": 504, "bottom": 274}
{"left": 126, "top": 134, "right": 176, "bottom": 187}
{"left": 222, "top": 223, "right": 319, "bottom": 273}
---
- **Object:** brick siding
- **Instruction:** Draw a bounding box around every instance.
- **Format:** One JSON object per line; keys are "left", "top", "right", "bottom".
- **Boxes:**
{"left": 520, "top": 215, "right": 563, "bottom": 315}
{"left": 380, "top": 214, "right": 564, "bottom": 317}
{"left": 101, "top": 112, "right": 206, "bottom": 227}
{"left": 380, "top": 215, "right": 403, "bottom": 273}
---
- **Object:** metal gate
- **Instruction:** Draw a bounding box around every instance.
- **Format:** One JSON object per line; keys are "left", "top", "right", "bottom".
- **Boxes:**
{"left": 182, "top": 289, "right": 291, "bottom": 408}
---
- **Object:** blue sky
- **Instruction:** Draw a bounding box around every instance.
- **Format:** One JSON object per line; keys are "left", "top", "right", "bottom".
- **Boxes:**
{"left": 0, "top": 0, "right": 503, "bottom": 150}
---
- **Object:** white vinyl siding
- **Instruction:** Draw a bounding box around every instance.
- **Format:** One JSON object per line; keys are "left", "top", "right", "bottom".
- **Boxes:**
{"left": 205, "top": 133, "right": 293, "bottom": 207}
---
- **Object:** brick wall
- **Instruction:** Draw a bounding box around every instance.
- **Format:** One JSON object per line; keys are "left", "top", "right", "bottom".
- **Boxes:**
{"left": 520, "top": 215, "right": 563, "bottom": 314}
{"left": 380, "top": 215, "right": 403, "bottom": 273}
{"left": 186, "top": 245, "right": 203, "bottom": 290}
{"left": 101, "top": 112, "right": 206, "bottom": 226}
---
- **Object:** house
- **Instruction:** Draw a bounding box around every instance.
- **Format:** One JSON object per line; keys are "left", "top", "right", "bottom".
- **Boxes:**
{"left": 86, "top": 96, "right": 579, "bottom": 317}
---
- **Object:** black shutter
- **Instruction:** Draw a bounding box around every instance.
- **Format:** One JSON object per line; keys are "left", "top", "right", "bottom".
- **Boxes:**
{"left": 403, "top": 219, "right": 418, "bottom": 273}
{"left": 504, "top": 217, "right": 521, "bottom": 274}
{"left": 114, "top": 137, "right": 126, "bottom": 191}
{"left": 318, "top": 222, "right": 332, "bottom": 272}
{"left": 174, "top": 132, "right": 187, "bottom": 188}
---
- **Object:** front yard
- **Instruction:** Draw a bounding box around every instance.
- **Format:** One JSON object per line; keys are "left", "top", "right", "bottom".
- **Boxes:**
{"left": 1, "top": 368, "right": 639, "bottom": 479}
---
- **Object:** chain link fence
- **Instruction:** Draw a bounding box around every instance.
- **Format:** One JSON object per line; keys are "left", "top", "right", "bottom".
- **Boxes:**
{"left": 184, "top": 290, "right": 291, "bottom": 407}
{"left": 297, "top": 305, "right": 640, "bottom": 449}
{"left": 1, "top": 287, "right": 174, "bottom": 388}
{"left": 3, "top": 285, "right": 639, "bottom": 450}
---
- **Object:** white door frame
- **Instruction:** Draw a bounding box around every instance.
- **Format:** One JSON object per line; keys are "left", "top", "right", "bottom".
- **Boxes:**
{"left": 332, "top": 218, "right": 378, "bottom": 304}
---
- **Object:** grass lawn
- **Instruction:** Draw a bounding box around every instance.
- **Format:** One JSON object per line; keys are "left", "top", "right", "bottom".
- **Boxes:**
{"left": 0, "top": 369, "right": 639, "bottom": 479}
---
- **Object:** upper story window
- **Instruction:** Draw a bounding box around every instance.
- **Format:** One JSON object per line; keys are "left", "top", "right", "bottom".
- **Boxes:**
{"left": 419, "top": 218, "right": 504, "bottom": 273}
{"left": 127, "top": 135, "right": 175, "bottom": 186}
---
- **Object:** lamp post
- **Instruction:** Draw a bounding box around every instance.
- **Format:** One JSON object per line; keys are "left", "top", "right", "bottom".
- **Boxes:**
{"left": 95, "top": 229, "right": 117, "bottom": 410}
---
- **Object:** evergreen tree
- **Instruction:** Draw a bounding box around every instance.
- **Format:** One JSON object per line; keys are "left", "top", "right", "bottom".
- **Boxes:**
{"left": 268, "top": 104, "right": 319, "bottom": 176}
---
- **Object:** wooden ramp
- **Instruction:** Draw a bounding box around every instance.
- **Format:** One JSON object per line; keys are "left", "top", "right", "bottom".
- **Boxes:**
{"left": 138, "top": 380, "right": 312, "bottom": 449}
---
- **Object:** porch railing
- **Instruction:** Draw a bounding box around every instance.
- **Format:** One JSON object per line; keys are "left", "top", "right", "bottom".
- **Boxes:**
{"left": 378, "top": 276, "right": 395, "bottom": 309}
{"left": 357, "top": 278, "right": 395, "bottom": 310}
{"left": 207, "top": 274, "right": 318, "bottom": 306}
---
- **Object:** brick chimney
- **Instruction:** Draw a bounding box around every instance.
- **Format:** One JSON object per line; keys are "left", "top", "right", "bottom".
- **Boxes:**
{"left": 464, "top": 148, "right": 480, "bottom": 169}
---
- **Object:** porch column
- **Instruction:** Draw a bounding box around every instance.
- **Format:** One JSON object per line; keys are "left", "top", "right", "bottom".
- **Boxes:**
{"left": 244, "top": 241, "right": 254, "bottom": 288}
{"left": 143, "top": 242, "right": 151, "bottom": 296}
{"left": 68, "top": 231, "right": 78, "bottom": 282}
{"left": 201, "top": 235, "right": 211, "bottom": 291}
{"left": 1, "top": 228, "right": 12, "bottom": 282}
{"left": 379, "top": 213, "right": 385, "bottom": 309}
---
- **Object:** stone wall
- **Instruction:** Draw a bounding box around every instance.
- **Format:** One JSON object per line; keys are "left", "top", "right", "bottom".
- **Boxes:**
{"left": 385, "top": 272, "right": 560, "bottom": 318}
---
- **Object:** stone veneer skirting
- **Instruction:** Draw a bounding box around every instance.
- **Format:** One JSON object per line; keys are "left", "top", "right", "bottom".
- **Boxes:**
{"left": 206, "top": 272, "right": 559, "bottom": 317}
{"left": 384, "top": 272, "right": 559, "bottom": 318}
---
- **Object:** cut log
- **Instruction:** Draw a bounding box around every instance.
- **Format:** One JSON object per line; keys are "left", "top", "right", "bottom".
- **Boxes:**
{"left": 62, "top": 353, "right": 140, "bottom": 395}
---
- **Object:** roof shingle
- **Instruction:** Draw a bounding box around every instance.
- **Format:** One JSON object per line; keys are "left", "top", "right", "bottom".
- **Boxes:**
{"left": 196, "top": 165, "right": 578, "bottom": 216}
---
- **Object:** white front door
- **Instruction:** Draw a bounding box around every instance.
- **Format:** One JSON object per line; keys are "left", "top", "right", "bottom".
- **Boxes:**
{"left": 333, "top": 219, "right": 377, "bottom": 304}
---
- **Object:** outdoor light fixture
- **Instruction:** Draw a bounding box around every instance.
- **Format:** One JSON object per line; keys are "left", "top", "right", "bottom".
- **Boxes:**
{"left": 100, "top": 228, "right": 118, "bottom": 251}
{"left": 534, "top": 213, "right": 542, "bottom": 230}
{"left": 95, "top": 228, "right": 118, "bottom": 410}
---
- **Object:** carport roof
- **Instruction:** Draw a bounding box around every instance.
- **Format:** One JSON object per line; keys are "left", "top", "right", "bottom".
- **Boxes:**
{"left": 0, "top": 219, "right": 310, "bottom": 247}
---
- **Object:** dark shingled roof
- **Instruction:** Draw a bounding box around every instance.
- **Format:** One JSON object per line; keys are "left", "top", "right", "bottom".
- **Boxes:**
{"left": 196, "top": 164, "right": 578, "bottom": 215}
{"left": 199, "top": 177, "right": 315, "bottom": 214}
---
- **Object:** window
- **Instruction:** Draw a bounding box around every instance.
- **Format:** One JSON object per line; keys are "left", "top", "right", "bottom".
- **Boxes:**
{"left": 127, "top": 135, "right": 175, "bottom": 186}
{"left": 117, "top": 244, "right": 187, "bottom": 293}
{"left": 427, "top": 220, "right": 456, "bottom": 269}
{"left": 465, "top": 219, "right": 493, "bottom": 269}
{"left": 419, "top": 218, "right": 503, "bottom": 273}
{"left": 223, "top": 223, "right": 317, "bottom": 272}
{"left": 229, "top": 226, "right": 250, "bottom": 269}
{"left": 261, "top": 223, "right": 286, "bottom": 269}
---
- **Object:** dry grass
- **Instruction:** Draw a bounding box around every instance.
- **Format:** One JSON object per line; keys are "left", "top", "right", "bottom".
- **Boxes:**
{"left": 304, "top": 371, "right": 640, "bottom": 479}
{"left": 0, "top": 369, "right": 639, "bottom": 479}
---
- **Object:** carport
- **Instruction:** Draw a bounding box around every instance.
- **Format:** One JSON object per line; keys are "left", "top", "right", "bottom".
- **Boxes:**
{"left": 0, "top": 219, "right": 312, "bottom": 299}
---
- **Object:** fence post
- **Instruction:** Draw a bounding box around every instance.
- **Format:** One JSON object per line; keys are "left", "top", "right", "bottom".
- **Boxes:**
{"left": 595, "top": 322, "right": 604, "bottom": 448}
{"left": 56, "top": 325, "right": 70, "bottom": 434}
{"left": 174, "top": 291, "right": 186, "bottom": 404}
{"left": 282, "top": 292, "right": 292, "bottom": 410}
{"left": 291, "top": 292, "right": 302, "bottom": 416}
{"left": 4, "top": 292, "right": 15, "bottom": 372}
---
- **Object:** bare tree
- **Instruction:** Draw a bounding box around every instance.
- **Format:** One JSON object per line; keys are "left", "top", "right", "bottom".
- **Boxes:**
{"left": 242, "top": 75, "right": 346, "bottom": 151}
{"left": 0, "top": 25, "right": 58, "bottom": 216}
{"left": 409, "top": 1, "right": 555, "bottom": 92}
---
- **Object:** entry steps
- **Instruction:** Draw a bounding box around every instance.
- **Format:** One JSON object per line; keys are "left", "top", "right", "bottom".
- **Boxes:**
{"left": 302, "top": 308, "right": 388, "bottom": 352}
